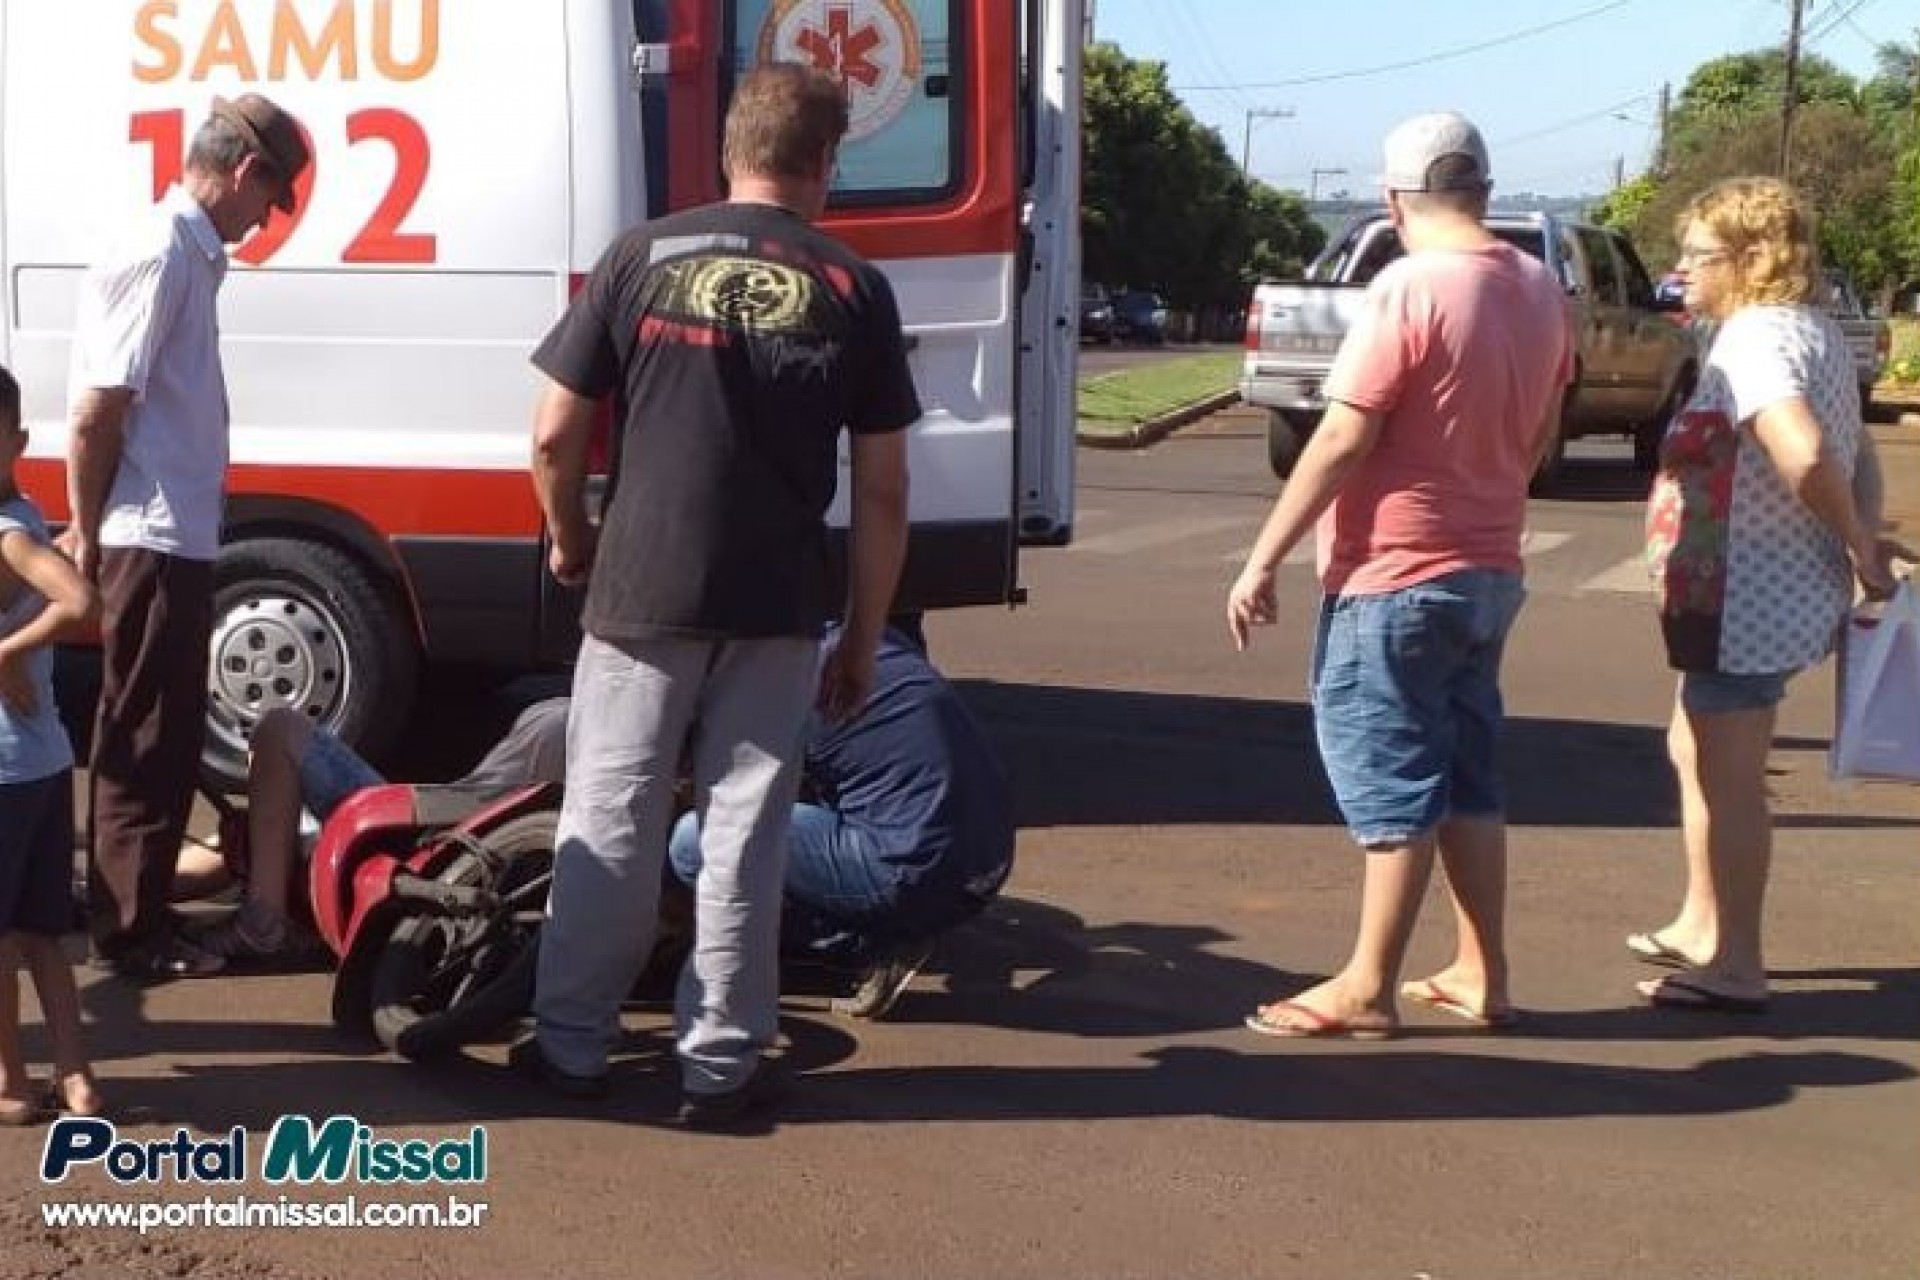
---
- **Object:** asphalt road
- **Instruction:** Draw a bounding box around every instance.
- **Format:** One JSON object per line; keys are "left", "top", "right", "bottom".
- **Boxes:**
{"left": 8, "top": 411, "right": 1919, "bottom": 1279}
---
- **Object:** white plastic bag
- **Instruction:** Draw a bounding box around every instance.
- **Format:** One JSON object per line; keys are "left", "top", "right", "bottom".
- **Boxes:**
{"left": 1831, "top": 579, "right": 1920, "bottom": 783}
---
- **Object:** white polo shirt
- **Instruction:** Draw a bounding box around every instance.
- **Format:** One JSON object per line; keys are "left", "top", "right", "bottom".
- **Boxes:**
{"left": 68, "top": 185, "right": 230, "bottom": 561}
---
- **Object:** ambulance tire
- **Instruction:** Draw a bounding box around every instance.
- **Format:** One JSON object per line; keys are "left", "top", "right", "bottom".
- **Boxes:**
{"left": 205, "top": 538, "right": 420, "bottom": 793}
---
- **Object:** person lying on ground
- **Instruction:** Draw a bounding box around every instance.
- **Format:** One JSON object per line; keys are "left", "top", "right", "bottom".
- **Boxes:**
{"left": 183, "top": 698, "right": 569, "bottom": 962}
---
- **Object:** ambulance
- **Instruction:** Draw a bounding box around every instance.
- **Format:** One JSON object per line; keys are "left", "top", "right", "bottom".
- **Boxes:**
{"left": 0, "top": 0, "right": 1082, "bottom": 779}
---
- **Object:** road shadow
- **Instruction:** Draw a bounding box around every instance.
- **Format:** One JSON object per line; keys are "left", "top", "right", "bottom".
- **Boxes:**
{"left": 784, "top": 1044, "right": 1911, "bottom": 1127}
{"left": 38, "top": 901, "right": 1917, "bottom": 1134}
{"left": 896, "top": 897, "right": 1307, "bottom": 1038}
{"left": 82, "top": 1011, "right": 862, "bottom": 1135}
{"left": 956, "top": 679, "right": 1678, "bottom": 830}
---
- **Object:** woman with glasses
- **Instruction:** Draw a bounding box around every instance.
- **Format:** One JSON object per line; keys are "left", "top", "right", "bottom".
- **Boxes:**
{"left": 1634, "top": 177, "right": 1898, "bottom": 1013}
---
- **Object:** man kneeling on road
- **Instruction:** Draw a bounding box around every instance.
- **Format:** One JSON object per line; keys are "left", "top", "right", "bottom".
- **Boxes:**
{"left": 669, "top": 624, "right": 1016, "bottom": 1020}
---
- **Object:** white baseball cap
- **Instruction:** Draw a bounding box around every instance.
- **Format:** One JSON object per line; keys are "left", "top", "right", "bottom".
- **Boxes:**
{"left": 1381, "top": 111, "right": 1491, "bottom": 193}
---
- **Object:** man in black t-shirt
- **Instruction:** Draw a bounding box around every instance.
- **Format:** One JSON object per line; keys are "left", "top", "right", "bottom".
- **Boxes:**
{"left": 522, "top": 64, "right": 917, "bottom": 1125}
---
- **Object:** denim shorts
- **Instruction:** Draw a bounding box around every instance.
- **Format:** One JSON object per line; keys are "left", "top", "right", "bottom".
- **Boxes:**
{"left": 1679, "top": 669, "right": 1791, "bottom": 715}
{"left": 297, "top": 730, "right": 385, "bottom": 823}
{"left": 1311, "top": 569, "right": 1527, "bottom": 848}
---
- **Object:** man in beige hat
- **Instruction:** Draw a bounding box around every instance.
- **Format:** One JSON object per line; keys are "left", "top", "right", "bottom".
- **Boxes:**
{"left": 1228, "top": 110, "right": 1574, "bottom": 1038}
{"left": 64, "top": 93, "right": 310, "bottom": 978}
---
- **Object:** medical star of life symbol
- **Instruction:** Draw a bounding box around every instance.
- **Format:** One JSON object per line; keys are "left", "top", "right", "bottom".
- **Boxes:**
{"left": 797, "top": 6, "right": 884, "bottom": 88}
{"left": 758, "top": 0, "right": 921, "bottom": 141}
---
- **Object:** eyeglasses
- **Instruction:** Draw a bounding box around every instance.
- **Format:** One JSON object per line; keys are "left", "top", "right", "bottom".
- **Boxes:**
{"left": 1676, "top": 246, "right": 1734, "bottom": 268}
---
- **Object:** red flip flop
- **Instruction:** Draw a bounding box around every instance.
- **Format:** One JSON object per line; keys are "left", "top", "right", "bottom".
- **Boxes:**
{"left": 1244, "top": 1000, "right": 1396, "bottom": 1041}
{"left": 1399, "top": 978, "right": 1521, "bottom": 1029}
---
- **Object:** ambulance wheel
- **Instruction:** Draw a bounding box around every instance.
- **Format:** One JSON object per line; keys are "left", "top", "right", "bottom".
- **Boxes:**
{"left": 369, "top": 812, "right": 557, "bottom": 1060}
{"left": 205, "top": 538, "right": 420, "bottom": 793}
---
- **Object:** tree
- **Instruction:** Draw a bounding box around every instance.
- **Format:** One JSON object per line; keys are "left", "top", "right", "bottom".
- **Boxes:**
{"left": 1612, "top": 42, "right": 1920, "bottom": 296}
{"left": 1244, "top": 185, "right": 1325, "bottom": 282}
{"left": 1081, "top": 44, "right": 1322, "bottom": 312}
{"left": 1590, "top": 174, "right": 1658, "bottom": 234}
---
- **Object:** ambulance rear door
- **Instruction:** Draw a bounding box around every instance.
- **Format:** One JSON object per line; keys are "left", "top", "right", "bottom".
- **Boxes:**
{"left": 664, "top": 0, "right": 1072, "bottom": 611}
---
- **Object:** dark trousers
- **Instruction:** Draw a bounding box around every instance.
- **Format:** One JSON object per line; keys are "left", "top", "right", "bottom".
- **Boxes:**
{"left": 88, "top": 547, "right": 213, "bottom": 948}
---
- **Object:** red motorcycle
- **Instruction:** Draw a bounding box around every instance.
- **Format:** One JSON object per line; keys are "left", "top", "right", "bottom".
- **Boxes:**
{"left": 210, "top": 779, "right": 561, "bottom": 1060}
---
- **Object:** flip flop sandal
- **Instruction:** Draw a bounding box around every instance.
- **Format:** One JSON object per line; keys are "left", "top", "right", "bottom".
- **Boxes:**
{"left": 1244, "top": 1000, "right": 1397, "bottom": 1041}
{"left": 1639, "top": 975, "right": 1769, "bottom": 1014}
{"left": 1399, "top": 978, "right": 1521, "bottom": 1029}
{"left": 1626, "top": 932, "right": 1698, "bottom": 970}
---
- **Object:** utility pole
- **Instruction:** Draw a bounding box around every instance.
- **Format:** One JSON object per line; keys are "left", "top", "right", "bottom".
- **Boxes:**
{"left": 1613, "top": 155, "right": 1625, "bottom": 190}
{"left": 1655, "top": 81, "right": 1671, "bottom": 178}
{"left": 1779, "top": 0, "right": 1805, "bottom": 178}
{"left": 1083, "top": 0, "right": 1096, "bottom": 46}
{"left": 1242, "top": 106, "right": 1295, "bottom": 177}
{"left": 1309, "top": 167, "right": 1347, "bottom": 202}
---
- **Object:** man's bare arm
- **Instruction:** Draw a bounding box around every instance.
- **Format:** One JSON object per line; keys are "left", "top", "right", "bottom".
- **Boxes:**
{"left": 65, "top": 387, "right": 135, "bottom": 577}
{"left": 530, "top": 379, "right": 601, "bottom": 586}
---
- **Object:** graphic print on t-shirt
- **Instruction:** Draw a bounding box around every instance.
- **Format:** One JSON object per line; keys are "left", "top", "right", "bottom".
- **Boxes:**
{"left": 635, "top": 232, "right": 859, "bottom": 352}
{"left": 1646, "top": 404, "right": 1738, "bottom": 671}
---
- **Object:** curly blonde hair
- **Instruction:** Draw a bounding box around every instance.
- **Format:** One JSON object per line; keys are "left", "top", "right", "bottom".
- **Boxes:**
{"left": 1675, "top": 177, "right": 1820, "bottom": 309}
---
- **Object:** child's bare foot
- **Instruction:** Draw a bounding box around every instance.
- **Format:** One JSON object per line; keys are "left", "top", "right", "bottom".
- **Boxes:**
{"left": 0, "top": 1091, "right": 40, "bottom": 1127}
{"left": 50, "top": 1069, "right": 104, "bottom": 1118}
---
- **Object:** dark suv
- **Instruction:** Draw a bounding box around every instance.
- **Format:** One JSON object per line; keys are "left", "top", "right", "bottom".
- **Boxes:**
{"left": 1112, "top": 290, "right": 1168, "bottom": 345}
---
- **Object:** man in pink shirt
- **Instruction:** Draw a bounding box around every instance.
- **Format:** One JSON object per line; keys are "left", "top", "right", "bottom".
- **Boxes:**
{"left": 1227, "top": 111, "right": 1572, "bottom": 1039}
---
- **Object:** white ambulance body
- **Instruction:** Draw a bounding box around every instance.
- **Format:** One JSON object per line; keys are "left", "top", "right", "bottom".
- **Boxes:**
{"left": 0, "top": 0, "right": 1080, "bottom": 773}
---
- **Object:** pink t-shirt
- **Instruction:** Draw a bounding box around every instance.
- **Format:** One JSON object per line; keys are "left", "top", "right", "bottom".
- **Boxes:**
{"left": 1317, "top": 240, "right": 1572, "bottom": 596}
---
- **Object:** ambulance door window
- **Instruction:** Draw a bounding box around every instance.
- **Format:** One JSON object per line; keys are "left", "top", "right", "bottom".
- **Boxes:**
{"left": 729, "top": 1, "right": 961, "bottom": 205}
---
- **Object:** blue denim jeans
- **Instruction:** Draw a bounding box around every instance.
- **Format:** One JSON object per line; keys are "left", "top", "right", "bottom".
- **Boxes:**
{"left": 671, "top": 805, "right": 991, "bottom": 964}
{"left": 1679, "top": 669, "right": 1791, "bottom": 715}
{"left": 298, "top": 730, "right": 385, "bottom": 821}
{"left": 1311, "top": 568, "right": 1527, "bottom": 848}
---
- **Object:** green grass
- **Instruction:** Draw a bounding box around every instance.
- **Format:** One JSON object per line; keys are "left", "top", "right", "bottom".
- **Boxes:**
{"left": 1887, "top": 316, "right": 1920, "bottom": 387}
{"left": 1077, "top": 352, "right": 1240, "bottom": 435}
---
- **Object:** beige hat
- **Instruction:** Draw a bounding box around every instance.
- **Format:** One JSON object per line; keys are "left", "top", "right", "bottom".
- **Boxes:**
{"left": 210, "top": 93, "right": 311, "bottom": 212}
{"left": 1382, "top": 111, "right": 1491, "bottom": 193}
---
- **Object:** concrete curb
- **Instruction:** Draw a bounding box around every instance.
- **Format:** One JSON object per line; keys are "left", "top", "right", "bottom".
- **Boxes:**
{"left": 1075, "top": 389, "right": 1242, "bottom": 451}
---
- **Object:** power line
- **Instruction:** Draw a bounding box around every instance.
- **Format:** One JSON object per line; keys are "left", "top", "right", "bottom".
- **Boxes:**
{"left": 1168, "top": 0, "right": 1257, "bottom": 116}
{"left": 1171, "top": 0, "right": 1640, "bottom": 92}
{"left": 1805, "top": 0, "right": 1879, "bottom": 46}
{"left": 1494, "top": 91, "right": 1657, "bottom": 150}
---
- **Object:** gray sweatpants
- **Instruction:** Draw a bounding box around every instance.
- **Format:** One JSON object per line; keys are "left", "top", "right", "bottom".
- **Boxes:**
{"left": 533, "top": 630, "right": 816, "bottom": 1093}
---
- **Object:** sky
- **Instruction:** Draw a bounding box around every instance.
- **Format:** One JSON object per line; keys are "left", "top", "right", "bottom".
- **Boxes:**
{"left": 1094, "top": 0, "right": 1905, "bottom": 198}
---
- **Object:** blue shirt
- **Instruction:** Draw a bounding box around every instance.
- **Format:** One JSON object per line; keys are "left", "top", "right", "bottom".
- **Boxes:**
{"left": 0, "top": 496, "right": 75, "bottom": 783}
{"left": 808, "top": 629, "right": 1014, "bottom": 894}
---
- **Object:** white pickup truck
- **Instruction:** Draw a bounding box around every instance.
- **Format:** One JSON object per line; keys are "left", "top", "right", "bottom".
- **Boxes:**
{"left": 1241, "top": 211, "right": 1698, "bottom": 489}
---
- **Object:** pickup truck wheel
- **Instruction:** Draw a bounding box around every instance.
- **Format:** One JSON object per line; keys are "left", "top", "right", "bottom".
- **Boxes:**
{"left": 1529, "top": 411, "right": 1569, "bottom": 496}
{"left": 1635, "top": 368, "right": 1695, "bottom": 473}
{"left": 203, "top": 538, "right": 420, "bottom": 793}
{"left": 1266, "top": 410, "right": 1308, "bottom": 478}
